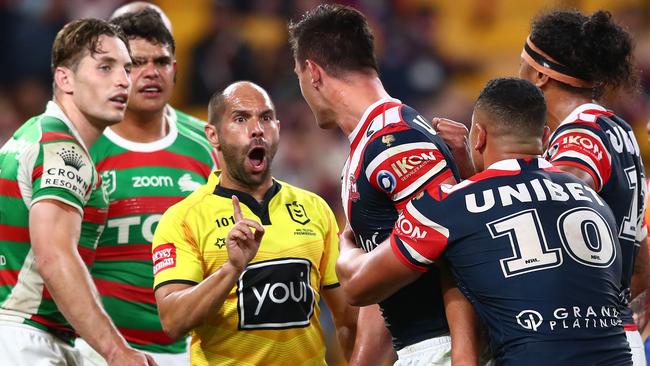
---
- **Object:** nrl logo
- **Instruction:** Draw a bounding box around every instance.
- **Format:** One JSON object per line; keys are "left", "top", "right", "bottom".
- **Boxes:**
{"left": 382, "top": 134, "right": 395, "bottom": 147}
{"left": 286, "top": 201, "right": 310, "bottom": 225}
{"left": 100, "top": 170, "right": 116, "bottom": 196}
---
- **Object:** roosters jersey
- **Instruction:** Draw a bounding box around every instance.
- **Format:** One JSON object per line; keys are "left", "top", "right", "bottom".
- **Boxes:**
{"left": 0, "top": 101, "right": 105, "bottom": 342}
{"left": 544, "top": 103, "right": 646, "bottom": 326}
{"left": 392, "top": 158, "right": 631, "bottom": 365}
{"left": 341, "top": 98, "right": 459, "bottom": 349}
{"left": 89, "top": 105, "right": 216, "bottom": 353}
{"left": 152, "top": 174, "right": 339, "bottom": 366}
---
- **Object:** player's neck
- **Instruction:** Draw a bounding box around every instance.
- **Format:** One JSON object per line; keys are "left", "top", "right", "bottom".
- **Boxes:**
{"left": 333, "top": 75, "right": 391, "bottom": 136}
{"left": 53, "top": 96, "right": 103, "bottom": 148}
{"left": 110, "top": 108, "right": 168, "bottom": 143}
{"left": 485, "top": 137, "right": 543, "bottom": 167}
{"left": 545, "top": 88, "right": 593, "bottom": 133}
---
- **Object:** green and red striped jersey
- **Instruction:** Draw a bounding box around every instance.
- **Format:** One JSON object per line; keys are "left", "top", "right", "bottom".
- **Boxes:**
{"left": 90, "top": 105, "right": 217, "bottom": 353}
{"left": 0, "top": 101, "right": 106, "bottom": 342}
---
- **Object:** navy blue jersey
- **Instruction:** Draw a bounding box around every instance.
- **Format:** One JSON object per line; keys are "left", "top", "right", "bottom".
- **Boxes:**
{"left": 544, "top": 103, "right": 647, "bottom": 326}
{"left": 341, "top": 98, "right": 460, "bottom": 349}
{"left": 391, "top": 158, "right": 631, "bottom": 365}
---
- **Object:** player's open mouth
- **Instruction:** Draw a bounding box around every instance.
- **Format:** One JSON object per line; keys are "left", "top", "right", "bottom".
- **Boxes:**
{"left": 139, "top": 84, "right": 163, "bottom": 97}
{"left": 247, "top": 147, "right": 266, "bottom": 172}
{"left": 109, "top": 94, "right": 128, "bottom": 109}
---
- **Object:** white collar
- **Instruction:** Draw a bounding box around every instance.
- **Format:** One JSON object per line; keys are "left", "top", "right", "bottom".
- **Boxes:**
{"left": 44, "top": 100, "right": 90, "bottom": 153}
{"left": 102, "top": 104, "right": 178, "bottom": 152}
{"left": 347, "top": 97, "right": 401, "bottom": 143}
{"left": 558, "top": 102, "right": 607, "bottom": 126}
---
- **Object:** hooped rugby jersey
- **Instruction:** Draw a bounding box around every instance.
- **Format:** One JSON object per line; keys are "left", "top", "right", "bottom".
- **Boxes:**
{"left": 0, "top": 101, "right": 106, "bottom": 342}
{"left": 341, "top": 98, "right": 460, "bottom": 349}
{"left": 544, "top": 103, "right": 646, "bottom": 327}
{"left": 392, "top": 158, "right": 631, "bottom": 365}
{"left": 89, "top": 105, "right": 217, "bottom": 353}
{"left": 152, "top": 175, "right": 339, "bottom": 366}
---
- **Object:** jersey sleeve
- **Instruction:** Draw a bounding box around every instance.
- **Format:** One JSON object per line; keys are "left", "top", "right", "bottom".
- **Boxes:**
{"left": 30, "top": 138, "right": 94, "bottom": 215}
{"left": 545, "top": 123, "right": 612, "bottom": 192}
{"left": 317, "top": 198, "right": 340, "bottom": 289}
{"left": 363, "top": 129, "right": 453, "bottom": 205}
{"left": 152, "top": 205, "right": 204, "bottom": 290}
{"left": 389, "top": 193, "right": 449, "bottom": 272}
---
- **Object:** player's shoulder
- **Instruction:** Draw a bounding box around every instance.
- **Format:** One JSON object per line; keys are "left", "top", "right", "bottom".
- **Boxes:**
{"left": 170, "top": 106, "right": 207, "bottom": 131}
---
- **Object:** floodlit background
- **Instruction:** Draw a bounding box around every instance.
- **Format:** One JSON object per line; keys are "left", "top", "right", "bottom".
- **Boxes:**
{"left": 1, "top": 0, "right": 649, "bottom": 364}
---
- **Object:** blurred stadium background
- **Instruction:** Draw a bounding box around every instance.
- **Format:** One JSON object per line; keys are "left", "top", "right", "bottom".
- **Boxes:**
{"left": 1, "top": 0, "right": 649, "bottom": 364}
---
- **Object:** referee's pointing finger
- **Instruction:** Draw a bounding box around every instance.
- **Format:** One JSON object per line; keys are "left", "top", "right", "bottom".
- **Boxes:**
{"left": 232, "top": 195, "right": 243, "bottom": 222}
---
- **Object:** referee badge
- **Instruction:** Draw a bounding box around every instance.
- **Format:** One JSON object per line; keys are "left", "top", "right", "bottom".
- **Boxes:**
{"left": 286, "top": 201, "right": 310, "bottom": 225}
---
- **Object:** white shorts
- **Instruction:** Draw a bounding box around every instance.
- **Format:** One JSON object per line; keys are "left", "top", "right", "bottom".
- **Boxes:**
{"left": 0, "top": 321, "right": 83, "bottom": 366}
{"left": 626, "top": 330, "right": 645, "bottom": 366}
{"left": 394, "top": 335, "right": 452, "bottom": 366}
{"left": 75, "top": 337, "right": 190, "bottom": 366}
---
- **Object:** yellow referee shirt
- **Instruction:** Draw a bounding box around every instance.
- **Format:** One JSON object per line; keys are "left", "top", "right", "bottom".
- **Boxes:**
{"left": 152, "top": 173, "right": 340, "bottom": 366}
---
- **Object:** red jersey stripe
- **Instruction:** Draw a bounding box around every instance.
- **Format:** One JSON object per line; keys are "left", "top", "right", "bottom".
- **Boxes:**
{"left": 41, "top": 132, "right": 74, "bottom": 143}
{"left": 77, "top": 246, "right": 96, "bottom": 266}
{"left": 119, "top": 327, "right": 176, "bottom": 345}
{"left": 96, "top": 151, "right": 211, "bottom": 177}
{"left": 0, "top": 269, "right": 20, "bottom": 286}
{"left": 95, "top": 279, "right": 155, "bottom": 304}
{"left": 0, "top": 178, "right": 21, "bottom": 198}
{"left": 0, "top": 224, "right": 29, "bottom": 242}
{"left": 95, "top": 244, "right": 152, "bottom": 262}
{"left": 83, "top": 206, "right": 108, "bottom": 225}
{"left": 32, "top": 165, "right": 43, "bottom": 182}
{"left": 108, "top": 196, "right": 183, "bottom": 219}
{"left": 29, "top": 314, "right": 73, "bottom": 333}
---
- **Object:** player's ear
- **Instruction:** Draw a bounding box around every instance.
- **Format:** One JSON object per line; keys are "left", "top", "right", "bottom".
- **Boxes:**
{"left": 305, "top": 60, "right": 322, "bottom": 89}
{"left": 474, "top": 123, "right": 486, "bottom": 152}
{"left": 54, "top": 66, "right": 74, "bottom": 94}
{"left": 172, "top": 60, "right": 177, "bottom": 84}
{"left": 534, "top": 71, "right": 550, "bottom": 89}
{"left": 205, "top": 123, "right": 220, "bottom": 150}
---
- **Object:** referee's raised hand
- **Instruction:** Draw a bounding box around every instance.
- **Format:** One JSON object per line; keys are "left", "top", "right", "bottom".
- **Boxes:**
{"left": 226, "top": 196, "right": 265, "bottom": 272}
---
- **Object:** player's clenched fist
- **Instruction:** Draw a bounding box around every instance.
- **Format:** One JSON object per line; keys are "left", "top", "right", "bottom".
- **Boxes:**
{"left": 431, "top": 117, "right": 475, "bottom": 179}
{"left": 226, "top": 195, "right": 265, "bottom": 271}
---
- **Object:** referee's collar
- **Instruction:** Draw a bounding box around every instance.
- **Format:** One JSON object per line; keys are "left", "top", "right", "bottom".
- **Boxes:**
{"left": 213, "top": 180, "right": 281, "bottom": 225}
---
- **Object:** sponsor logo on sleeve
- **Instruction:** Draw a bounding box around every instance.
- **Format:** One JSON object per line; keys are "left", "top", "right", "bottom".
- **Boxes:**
{"left": 152, "top": 243, "right": 176, "bottom": 275}
{"left": 376, "top": 170, "right": 397, "bottom": 193}
{"left": 41, "top": 142, "right": 92, "bottom": 201}
{"left": 390, "top": 151, "right": 438, "bottom": 180}
{"left": 237, "top": 258, "right": 315, "bottom": 329}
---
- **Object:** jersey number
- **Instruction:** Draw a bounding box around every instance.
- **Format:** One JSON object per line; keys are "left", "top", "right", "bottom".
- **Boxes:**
{"left": 619, "top": 166, "right": 641, "bottom": 243}
{"left": 488, "top": 208, "right": 616, "bottom": 278}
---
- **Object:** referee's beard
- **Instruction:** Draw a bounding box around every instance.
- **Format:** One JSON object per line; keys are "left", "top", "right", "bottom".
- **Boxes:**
{"left": 220, "top": 138, "right": 277, "bottom": 190}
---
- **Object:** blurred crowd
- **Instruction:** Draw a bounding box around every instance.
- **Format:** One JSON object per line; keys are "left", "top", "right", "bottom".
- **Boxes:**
{"left": 1, "top": 1, "right": 650, "bottom": 363}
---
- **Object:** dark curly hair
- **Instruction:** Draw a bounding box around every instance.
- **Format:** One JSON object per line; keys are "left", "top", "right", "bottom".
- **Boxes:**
{"left": 110, "top": 8, "right": 175, "bottom": 54}
{"left": 529, "top": 10, "right": 638, "bottom": 97}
